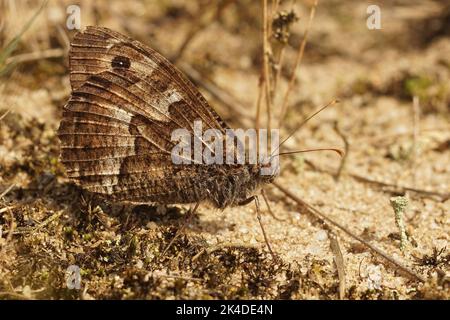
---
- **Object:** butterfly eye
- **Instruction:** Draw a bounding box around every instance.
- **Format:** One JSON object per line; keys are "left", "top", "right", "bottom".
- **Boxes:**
{"left": 111, "top": 55, "right": 131, "bottom": 69}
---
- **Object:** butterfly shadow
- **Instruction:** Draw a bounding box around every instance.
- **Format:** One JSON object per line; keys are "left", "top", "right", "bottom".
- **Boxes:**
{"left": 17, "top": 173, "right": 233, "bottom": 234}
{"left": 9, "top": 172, "right": 233, "bottom": 238}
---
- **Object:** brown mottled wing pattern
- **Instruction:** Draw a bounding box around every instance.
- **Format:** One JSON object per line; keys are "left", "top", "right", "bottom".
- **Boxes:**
{"left": 58, "top": 26, "right": 233, "bottom": 204}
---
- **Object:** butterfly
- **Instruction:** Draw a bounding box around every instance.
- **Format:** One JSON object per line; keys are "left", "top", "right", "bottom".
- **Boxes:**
{"left": 57, "top": 26, "right": 277, "bottom": 209}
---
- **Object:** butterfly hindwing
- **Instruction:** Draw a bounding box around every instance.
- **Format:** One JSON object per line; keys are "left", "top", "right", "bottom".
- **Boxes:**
{"left": 59, "top": 26, "right": 244, "bottom": 204}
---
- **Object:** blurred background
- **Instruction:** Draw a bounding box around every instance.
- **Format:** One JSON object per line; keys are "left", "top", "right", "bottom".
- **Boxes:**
{"left": 0, "top": 0, "right": 448, "bottom": 299}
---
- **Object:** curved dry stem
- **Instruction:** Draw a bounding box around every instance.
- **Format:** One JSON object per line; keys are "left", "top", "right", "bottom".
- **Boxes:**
{"left": 278, "top": 0, "right": 319, "bottom": 126}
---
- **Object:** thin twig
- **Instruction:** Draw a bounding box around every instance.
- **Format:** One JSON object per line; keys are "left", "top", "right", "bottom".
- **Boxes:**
{"left": 262, "top": 0, "right": 273, "bottom": 134}
{"left": 37, "top": 210, "right": 63, "bottom": 229}
{"left": 4, "top": 210, "right": 63, "bottom": 235}
{"left": 206, "top": 242, "right": 259, "bottom": 254}
{"left": 0, "top": 184, "right": 15, "bottom": 198}
{"left": 152, "top": 271, "right": 202, "bottom": 282}
{"left": 5, "top": 48, "right": 64, "bottom": 64}
{"left": 333, "top": 121, "right": 349, "bottom": 181}
{"left": 350, "top": 172, "right": 449, "bottom": 201}
{"left": 305, "top": 159, "right": 450, "bottom": 201}
{"left": 273, "top": 181, "right": 426, "bottom": 283}
{"left": 353, "top": 127, "right": 450, "bottom": 145}
{"left": 278, "top": 0, "right": 318, "bottom": 126}
{"left": 0, "top": 109, "right": 11, "bottom": 121}
{"left": 273, "top": 45, "right": 286, "bottom": 96}
{"left": 255, "top": 74, "right": 264, "bottom": 149}
{"left": 0, "top": 205, "right": 16, "bottom": 214}
{"left": 56, "top": 25, "right": 70, "bottom": 52}
{"left": 170, "top": 2, "right": 220, "bottom": 62}
{"left": 268, "top": 0, "right": 280, "bottom": 102}
{"left": 411, "top": 96, "right": 420, "bottom": 187}
{"left": 193, "top": 242, "right": 260, "bottom": 261}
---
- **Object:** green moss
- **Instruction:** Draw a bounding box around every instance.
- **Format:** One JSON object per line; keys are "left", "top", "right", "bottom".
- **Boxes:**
{"left": 404, "top": 76, "right": 433, "bottom": 98}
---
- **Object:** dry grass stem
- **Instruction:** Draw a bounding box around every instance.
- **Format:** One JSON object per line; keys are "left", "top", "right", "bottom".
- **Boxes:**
{"left": 273, "top": 181, "right": 426, "bottom": 283}
{"left": 333, "top": 121, "right": 350, "bottom": 181}
{"left": 278, "top": 0, "right": 318, "bottom": 125}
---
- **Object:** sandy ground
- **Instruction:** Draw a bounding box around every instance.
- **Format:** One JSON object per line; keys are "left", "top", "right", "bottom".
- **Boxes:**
{"left": 0, "top": 0, "right": 449, "bottom": 299}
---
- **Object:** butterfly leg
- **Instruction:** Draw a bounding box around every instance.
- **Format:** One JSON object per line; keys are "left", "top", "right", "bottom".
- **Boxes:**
{"left": 246, "top": 196, "right": 276, "bottom": 260}
{"left": 161, "top": 201, "right": 200, "bottom": 256}
{"left": 261, "top": 189, "right": 286, "bottom": 222}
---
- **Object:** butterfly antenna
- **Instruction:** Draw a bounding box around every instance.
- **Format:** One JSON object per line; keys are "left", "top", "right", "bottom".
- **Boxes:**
{"left": 279, "top": 147, "right": 344, "bottom": 157}
{"left": 279, "top": 99, "right": 339, "bottom": 148}
{"left": 268, "top": 99, "right": 339, "bottom": 159}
